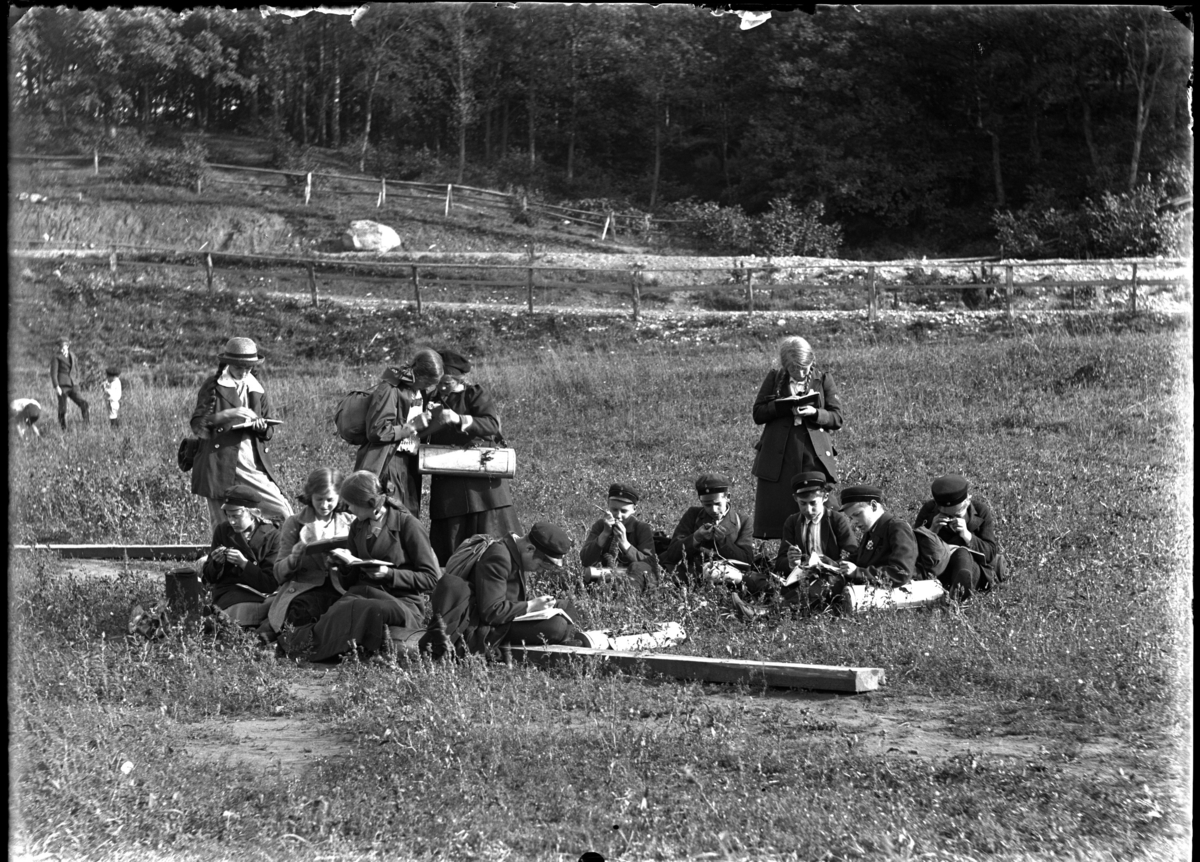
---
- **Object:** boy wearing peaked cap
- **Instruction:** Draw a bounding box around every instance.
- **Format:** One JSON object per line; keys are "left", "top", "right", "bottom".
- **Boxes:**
{"left": 660, "top": 474, "right": 755, "bottom": 580}
{"left": 419, "top": 522, "right": 585, "bottom": 657}
{"left": 813, "top": 484, "right": 918, "bottom": 605}
{"left": 913, "top": 474, "right": 1005, "bottom": 600}
{"left": 745, "top": 470, "right": 859, "bottom": 608}
{"left": 579, "top": 482, "right": 658, "bottom": 590}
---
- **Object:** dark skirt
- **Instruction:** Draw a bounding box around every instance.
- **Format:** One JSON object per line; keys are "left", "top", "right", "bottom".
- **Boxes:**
{"left": 381, "top": 452, "right": 421, "bottom": 516}
{"left": 308, "top": 590, "right": 424, "bottom": 662}
{"left": 429, "top": 506, "right": 523, "bottom": 566}
{"left": 753, "top": 441, "right": 805, "bottom": 539}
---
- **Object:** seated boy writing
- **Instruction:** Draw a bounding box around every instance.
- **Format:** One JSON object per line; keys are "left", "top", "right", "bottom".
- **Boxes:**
{"left": 913, "top": 474, "right": 1004, "bottom": 600}
{"left": 659, "top": 474, "right": 755, "bottom": 583}
{"left": 579, "top": 482, "right": 657, "bottom": 589}
{"left": 745, "top": 470, "right": 858, "bottom": 607}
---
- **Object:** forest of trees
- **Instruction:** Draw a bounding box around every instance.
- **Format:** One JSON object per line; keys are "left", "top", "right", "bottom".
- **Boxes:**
{"left": 9, "top": 5, "right": 1193, "bottom": 255}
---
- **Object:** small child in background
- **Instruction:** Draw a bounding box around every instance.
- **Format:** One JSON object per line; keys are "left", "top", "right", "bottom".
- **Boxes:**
{"left": 10, "top": 398, "right": 42, "bottom": 439}
{"left": 101, "top": 366, "right": 122, "bottom": 428}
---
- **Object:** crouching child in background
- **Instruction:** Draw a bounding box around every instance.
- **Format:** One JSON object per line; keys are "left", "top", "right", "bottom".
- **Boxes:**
{"left": 579, "top": 482, "right": 658, "bottom": 591}
{"left": 10, "top": 398, "right": 42, "bottom": 439}
{"left": 202, "top": 485, "right": 281, "bottom": 624}
{"left": 420, "top": 522, "right": 583, "bottom": 658}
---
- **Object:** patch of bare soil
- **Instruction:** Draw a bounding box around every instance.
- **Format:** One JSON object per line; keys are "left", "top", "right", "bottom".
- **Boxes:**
{"left": 185, "top": 715, "right": 356, "bottom": 777}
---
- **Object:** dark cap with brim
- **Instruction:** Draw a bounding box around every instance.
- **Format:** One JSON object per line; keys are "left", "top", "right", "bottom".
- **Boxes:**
{"left": 528, "top": 522, "right": 571, "bottom": 566}
{"left": 791, "top": 471, "right": 829, "bottom": 493}
{"left": 221, "top": 484, "right": 262, "bottom": 509}
{"left": 607, "top": 482, "right": 640, "bottom": 505}
{"left": 840, "top": 485, "right": 884, "bottom": 508}
{"left": 439, "top": 349, "right": 472, "bottom": 376}
{"left": 695, "top": 474, "right": 731, "bottom": 498}
{"left": 931, "top": 474, "right": 970, "bottom": 507}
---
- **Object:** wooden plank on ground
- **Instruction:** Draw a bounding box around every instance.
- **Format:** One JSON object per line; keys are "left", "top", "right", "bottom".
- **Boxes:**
{"left": 11, "top": 544, "right": 207, "bottom": 561}
{"left": 509, "top": 644, "right": 885, "bottom": 693}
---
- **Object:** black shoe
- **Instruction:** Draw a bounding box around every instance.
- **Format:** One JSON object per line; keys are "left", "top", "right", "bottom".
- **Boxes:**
{"left": 730, "top": 592, "right": 767, "bottom": 622}
{"left": 420, "top": 614, "right": 451, "bottom": 659}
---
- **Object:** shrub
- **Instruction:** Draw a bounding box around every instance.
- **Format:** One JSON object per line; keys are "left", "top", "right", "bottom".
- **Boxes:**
{"left": 111, "top": 133, "right": 210, "bottom": 190}
{"left": 754, "top": 198, "right": 844, "bottom": 258}
{"left": 993, "top": 178, "right": 1190, "bottom": 259}
{"left": 665, "top": 199, "right": 755, "bottom": 254}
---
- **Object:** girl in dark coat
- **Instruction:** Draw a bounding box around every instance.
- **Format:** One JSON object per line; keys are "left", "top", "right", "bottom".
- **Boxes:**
{"left": 421, "top": 349, "right": 522, "bottom": 564}
{"left": 289, "top": 471, "right": 441, "bottom": 662}
{"left": 354, "top": 349, "right": 444, "bottom": 515}
{"left": 190, "top": 337, "right": 292, "bottom": 529}
{"left": 751, "top": 336, "right": 844, "bottom": 540}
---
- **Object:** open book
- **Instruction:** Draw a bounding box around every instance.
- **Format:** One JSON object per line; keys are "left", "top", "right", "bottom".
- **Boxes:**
{"left": 783, "top": 552, "right": 842, "bottom": 586}
{"left": 513, "top": 607, "right": 575, "bottom": 625}
{"left": 342, "top": 558, "right": 394, "bottom": 570}
{"left": 914, "top": 525, "right": 985, "bottom": 558}
{"left": 774, "top": 390, "right": 820, "bottom": 409}
{"left": 303, "top": 536, "right": 351, "bottom": 556}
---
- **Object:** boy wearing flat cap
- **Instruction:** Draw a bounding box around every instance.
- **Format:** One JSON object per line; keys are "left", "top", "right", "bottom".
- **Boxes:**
{"left": 913, "top": 474, "right": 1004, "bottom": 599}
{"left": 660, "top": 475, "right": 755, "bottom": 580}
{"left": 825, "top": 485, "right": 918, "bottom": 600}
{"left": 746, "top": 470, "right": 859, "bottom": 607}
{"left": 420, "top": 522, "right": 584, "bottom": 656}
{"left": 201, "top": 484, "right": 282, "bottom": 610}
{"left": 580, "top": 483, "right": 657, "bottom": 568}
{"left": 420, "top": 348, "right": 522, "bottom": 564}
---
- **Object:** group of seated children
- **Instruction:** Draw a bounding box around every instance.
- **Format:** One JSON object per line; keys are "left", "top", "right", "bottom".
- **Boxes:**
{"left": 196, "top": 466, "right": 1003, "bottom": 663}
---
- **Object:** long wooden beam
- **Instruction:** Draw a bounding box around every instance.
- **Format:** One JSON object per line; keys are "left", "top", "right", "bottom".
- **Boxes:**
{"left": 509, "top": 643, "right": 885, "bottom": 694}
{"left": 11, "top": 544, "right": 206, "bottom": 561}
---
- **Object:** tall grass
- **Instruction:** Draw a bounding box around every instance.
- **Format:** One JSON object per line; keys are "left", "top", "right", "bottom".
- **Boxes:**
{"left": 10, "top": 327, "right": 1192, "bottom": 860}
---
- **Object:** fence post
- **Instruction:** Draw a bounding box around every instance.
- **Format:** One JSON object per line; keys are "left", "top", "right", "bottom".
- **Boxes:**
{"left": 1005, "top": 264, "right": 1014, "bottom": 320}
{"left": 611, "top": 211, "right": 618, "bottom": 239}
{"left": 196, "top": 176, "right": 202, "bottom": 194}
{"left": 378, "top": 177, "right": 386, "bottom": 209}
{"left": 601, "top": 214, "right": 610, "bottom": 241}
{"left": 445, "top": 185, "right": 453, "bottom": 217}
{"left": 867, "top": 266, "right": 877, "bottom": 323}
{"left": 205, "top": 253, "right": 214, "bottom": 292}
{"left": 110, "top": 249, "right": 118, "bottom": 286}
{"left": 94, "top": 148, "right": 99, "bottom": 176}
{"left": 307, "top": 262, "right": 318, "bottom": 307}
{"left": 747, "top": 267, "right": 755, "bottom": 315}
{"left": 1130, "top": 262, "right": 1138, "bottom": 314}
{"left": 411, "top": 265, "right": 422, "bottom": 314}
{"left": 304, "top": 172, "right": 312, "bottom": 206}
{"left": 630, "top": 264, "right": 642, "bottom": 322}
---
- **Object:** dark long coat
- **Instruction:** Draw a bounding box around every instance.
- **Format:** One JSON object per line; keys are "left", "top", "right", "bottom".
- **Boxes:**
{"left": 751, "top": 368, "right": 843, "bottom": 538}
{"left": 202, "top": 519, "right": 281, "bottom": 608}
{"left": 913, "top": 496, "right": 1004, "bottom": 586}
{"left": 189, "top": 374, "right": 282, "bottom": 500}
{"left": 848, "top": 511, "right": 918, "bottom": 587}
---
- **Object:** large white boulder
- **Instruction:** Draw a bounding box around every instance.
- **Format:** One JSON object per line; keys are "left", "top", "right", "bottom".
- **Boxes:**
{"left": 342, "top": 220, "right": 402, "bottom": 253}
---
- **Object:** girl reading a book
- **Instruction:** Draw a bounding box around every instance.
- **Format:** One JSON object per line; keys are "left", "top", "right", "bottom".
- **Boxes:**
{"left": 266, "top": 467, "right": 356, "bottom": 638}
{"left": 751, "top": 335, "right": 844, "bottom": 540}
{"left": 271, "top": 471, "right": 442, "bottom": 662}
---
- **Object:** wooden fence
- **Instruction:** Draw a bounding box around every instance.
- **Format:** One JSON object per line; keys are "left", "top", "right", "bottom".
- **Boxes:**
{"left": 12, "top": 151, "right": 669, "bottom": 244}
{"left": 11, "top": 242, "right": 1190, "bottom": 322}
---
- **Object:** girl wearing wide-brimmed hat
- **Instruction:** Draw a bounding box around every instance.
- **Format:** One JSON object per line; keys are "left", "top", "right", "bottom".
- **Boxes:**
{"left": 189, "top": 336, "right": 293, "bottom": 529}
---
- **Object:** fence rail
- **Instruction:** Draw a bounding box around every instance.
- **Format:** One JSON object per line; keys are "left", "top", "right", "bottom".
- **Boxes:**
{"left": 11, "top": 241, "right": 1190, "bottom": 323}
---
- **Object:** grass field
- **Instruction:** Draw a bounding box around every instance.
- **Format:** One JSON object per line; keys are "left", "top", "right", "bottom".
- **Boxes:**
{"left": 8, "top": 272, "right": 1193, "bottom": 859}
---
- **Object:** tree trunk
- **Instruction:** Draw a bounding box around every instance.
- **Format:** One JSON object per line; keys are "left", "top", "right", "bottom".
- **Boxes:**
{"left": 526, "top": 85, "right": 536, "bottom": 168}
{"left": 484, "top": 107, "right": 492, "bottom": 163}
{"left": 1028, "top": 105, "right": 1041, "bottom": 164}
{"left": 300, "top": 78, "right": 309, "bottom": 145}
{"left": 986, "top": 128, "right": 1005, "bottom": 207}
{"left": 500, "top": 99, "right": 509, "bottom": 157}
{"left": 360, "top": 65, "right": 380, "bottom": 172}
{"left": 317, "top": 22, "right": 329, "bottom": 146}
{"left": 1078, "top": 85, "right": 1101, "bottom": 173}
{"left": 1125, "top": 17, "right": 1164, "bottom": 191}
{"left": 649, "top": 102, "right": 663, "bottom": 209}
{"left": 330, "top": 45, "right": 341, "bottom": 149}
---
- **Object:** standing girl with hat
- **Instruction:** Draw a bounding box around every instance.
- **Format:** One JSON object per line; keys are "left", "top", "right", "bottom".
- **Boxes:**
{"left": 421, "top": 348, "right": 522, "bottom": 564}
{"left": 354, "top": 348, "right": 444, "bottom": 515}
{"left": 190, "top": 336, "right": 293, "bottom": 529}
{"left": 751, "top": 336, "right": 844, "bottom": 540}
